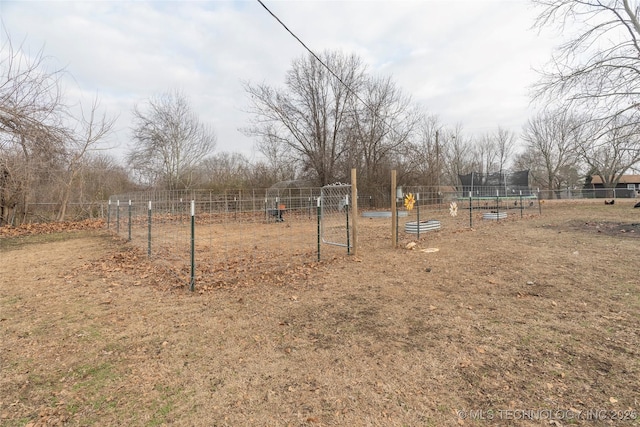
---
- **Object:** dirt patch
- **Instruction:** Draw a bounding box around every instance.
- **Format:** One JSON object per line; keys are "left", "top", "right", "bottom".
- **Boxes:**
{"left": 566, "top": 220, "right": 640, "bottom": 238}
{"left": 1, "top": 201, "right": 639, "bottom": 426}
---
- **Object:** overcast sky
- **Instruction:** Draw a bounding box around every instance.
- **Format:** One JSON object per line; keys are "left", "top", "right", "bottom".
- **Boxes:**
{"left": 1, "top": 0, "right": 560, "bottom": 162}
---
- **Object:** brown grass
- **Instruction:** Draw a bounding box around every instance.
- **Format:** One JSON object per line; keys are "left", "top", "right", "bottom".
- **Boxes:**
{"left": 1, "top": 200, "right": 639, "bottom": 426}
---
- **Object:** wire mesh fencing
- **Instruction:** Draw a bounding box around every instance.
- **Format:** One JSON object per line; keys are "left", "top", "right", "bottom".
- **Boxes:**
{"left": 105, "top": 184, "right": 551, "bottom": 288}
{"left": 107, "top": 188, "right": 354, "bottom": 289}
{"left": 320, "top": 184, "right": 353, "bottom": 251}
{"left": 538, "top": 187, "right": 639, "bottom": 200}
{"left": 360, "top": 186, "right": 544, "bottom": 246}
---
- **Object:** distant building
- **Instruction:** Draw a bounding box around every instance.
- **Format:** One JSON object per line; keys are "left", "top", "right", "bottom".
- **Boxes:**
{"left": 588, "top": 175, "right": 640, "bottom": 198}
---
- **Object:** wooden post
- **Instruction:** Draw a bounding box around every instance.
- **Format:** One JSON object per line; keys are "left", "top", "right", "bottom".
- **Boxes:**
{"left": 391, "top": 169, "right": 397, "bottom": 248}
{"left": 351, "top": 168, "right": 358, "bottom": 256}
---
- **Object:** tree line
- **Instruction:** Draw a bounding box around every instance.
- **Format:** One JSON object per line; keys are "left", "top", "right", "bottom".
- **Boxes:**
{"left": 2, "top": 1, "right": 640, "bottom": 225}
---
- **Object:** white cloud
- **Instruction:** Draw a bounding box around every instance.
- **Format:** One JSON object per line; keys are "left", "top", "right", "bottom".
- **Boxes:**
{"left": 1, "top": 0, "right": 560, "bottom": 161}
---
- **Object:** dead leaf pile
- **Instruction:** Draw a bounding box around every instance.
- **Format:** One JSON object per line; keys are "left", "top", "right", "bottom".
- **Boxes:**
{"left": 75, "top": 245, "right": 183, "bottom": 290}
{"left": 0, "top": 219, "right": 105, "bottom": 238}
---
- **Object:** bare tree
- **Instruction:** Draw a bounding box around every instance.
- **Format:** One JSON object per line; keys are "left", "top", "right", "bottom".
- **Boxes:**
{"left": 255, "top": 130, "right": 300, "bottom": 183}
{"left": 128, "top": 90, "right": 216, "bottom": 190}
{"left": 491, "top": 127, "right": 517, "bottom": 174}
{"left": 470, "top": 128, "right": 517, "bottom": 178}
{"left": 244, "top": 51, "right": 366, "bottom": 186}
{"left": 0, "top": 34, "right": 64, "bottom": 137}
{"left": 2, "top": 33, "right": 119, "bottom": 223}
{"left": 441, "top": 124, "right": 476, "bottom": 186}
{"left": 347, "top": 75, "right": 419, "bottom": 189}
{"left": 472, "top": 135, "right": 498, "bottom": 177}
{"left": 405, "top": 114, "right": 440, "bottom": 186}
{"left": 77, "top": 153, "right": 135, "bottom": 217}
{"left": 245, "top": 50, "right": 423, "bottom": 188}
{"left": 579, "top": 115, "right": 640, "bottom": 193}
{"left": 520, "top": 109, "right": 582, "bottom": 196}
{"left": 0, "top": 150, "right": 25, "bottom": 225}
{"left": 532, "top": 0, "right": 640, "bottom": 140}
{"left": 55, "top": 97, "right": 116, "bottom": 221}
{"left": 403, "top": 119, "right": 481, "bottom": 190}
{"left": 1, "top": 35, "right": 62, "bottom": 223}
{"left": 194, "top": 152, "right": 252, "bottom": 190}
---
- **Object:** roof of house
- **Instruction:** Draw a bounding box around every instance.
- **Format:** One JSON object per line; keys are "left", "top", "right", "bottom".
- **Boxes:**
{"left": 591, "top": 175, "right": 640, "bottom": 184}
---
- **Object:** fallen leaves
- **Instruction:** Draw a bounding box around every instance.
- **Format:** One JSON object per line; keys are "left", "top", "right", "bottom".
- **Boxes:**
{"left": 0, "top": 219, "right": 105, "bottom": 238}
{"left": 1, "top": 202, "right": 639, "bottom": 427}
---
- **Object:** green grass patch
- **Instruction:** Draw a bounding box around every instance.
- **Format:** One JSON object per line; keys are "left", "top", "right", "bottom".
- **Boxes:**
{"left": 147, "top": 402, "right": 175, "bottom": 427}
{"left": 2, "top": 417, "right": 33, "bottom": 427}
{"left": 145, "top": 385, "right": 181, "bottom": 426}
{"left": 72, "top": 362, "right": 116, "bottom": 392}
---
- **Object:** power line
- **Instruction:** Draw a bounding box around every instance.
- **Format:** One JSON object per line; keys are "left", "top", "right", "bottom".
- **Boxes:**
{"left": 255, "top": 0, "right": 359, "bottom": 100}
{"left": 255, "top": 0, "right": 401, "bottom": 138}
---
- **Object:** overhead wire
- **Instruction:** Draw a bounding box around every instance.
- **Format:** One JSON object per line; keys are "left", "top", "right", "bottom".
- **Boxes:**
{"left": 255, "top": 0, "right": 403, "bottom": 138}
{"left": 255, "top": 0, "right": 359, "bottom": 99}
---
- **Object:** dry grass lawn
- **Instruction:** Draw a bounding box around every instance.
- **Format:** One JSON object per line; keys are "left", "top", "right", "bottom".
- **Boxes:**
{"left": 1, "top": 200, "right": 639, "bottom": 426}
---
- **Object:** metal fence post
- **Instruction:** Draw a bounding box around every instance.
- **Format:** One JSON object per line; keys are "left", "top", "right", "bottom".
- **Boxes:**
{"left": 316, "top": 197, "right": 321, "bottom": 262}
{"left": 391, "top": 170, "right": 397, "bottom": 248}
{"left": 116, "top": 200, "right": 120, "bottom": 234}
{"left": 519, "top": 191, "right": 523, "bottom": 218}
{"left": 147, "top": 201, "right": 152, "bottom": 257}
{"left": 189, "top": 200, "right": 196, "bottom": 292}
{"left": 128, "top": 200, "right": 132, "bottom": 241}
{"left": 416, "top": 193, "right": 420, "bottom": 240}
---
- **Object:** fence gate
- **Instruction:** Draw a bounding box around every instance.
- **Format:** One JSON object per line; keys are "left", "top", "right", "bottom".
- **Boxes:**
{"left": 320, "top": 183, "right": 352, "bottom": 250}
